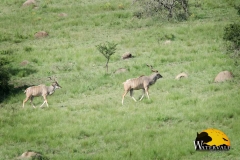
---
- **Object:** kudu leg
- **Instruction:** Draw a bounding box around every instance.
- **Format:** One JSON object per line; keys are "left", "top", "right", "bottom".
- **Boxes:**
{"left": 130, "top": 89, "right": 137, "bottom": 102}
{"left": 40, "top": 95, "right": 48, "bottom": 108}
{"left": 30, "top": 97, "right": 36, "bottom": 108}
{"left": 46, "top": 100, "right": 49, "bottom": 107}
{"left": 122, "top": 90, "right": 129, "bottom": 105}
{"left": 40, "top": 101, "right": 46, "bottom": 108}
{"left": 139, "top": 89, "right": 145, "bottom": 101}
{"left": 145, "top": 87, "right": 150, "bottom": 100}
{"left": 23, "top": 97, "right": 30, "bottom": 108}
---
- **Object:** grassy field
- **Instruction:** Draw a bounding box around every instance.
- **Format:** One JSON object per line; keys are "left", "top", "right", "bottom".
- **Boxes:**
{"left": 1, "top": 0, "right": 240, "bottom": 159}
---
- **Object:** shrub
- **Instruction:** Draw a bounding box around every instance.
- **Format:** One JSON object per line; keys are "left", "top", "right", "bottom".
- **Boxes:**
{"left": 234, "top": 5, "right": 240, "bottom": 15}
{"left": 223, "top": 23, "right": 240, "bottom": 51}
{"left": 0, "top": 58, "right": 12, "bottom": 102}
{"left": 24, "top": 46, "right": 33, "bottom": 52}
{"left": 133, "top": 0, "right": 189, "bottom": 21}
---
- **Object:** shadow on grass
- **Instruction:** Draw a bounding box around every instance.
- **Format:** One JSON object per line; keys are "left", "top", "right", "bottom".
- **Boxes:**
{"left": 0, "top": 84, "right": 32, "bottom": 104}
{"left": 0, "top": 67, "right": 37, "bottom": 104}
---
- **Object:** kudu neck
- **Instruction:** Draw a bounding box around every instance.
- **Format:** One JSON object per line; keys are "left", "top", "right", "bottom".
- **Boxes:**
{"left": 149, "top": 73, "right": 158, "bottom": 85}
{"left": 47, "top": 85, "right": 56, "bottom": 95}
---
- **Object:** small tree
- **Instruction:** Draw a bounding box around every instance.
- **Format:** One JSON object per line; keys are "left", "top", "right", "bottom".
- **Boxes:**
{"left": 96, "top": 42, "right": 117, "bottom": 73}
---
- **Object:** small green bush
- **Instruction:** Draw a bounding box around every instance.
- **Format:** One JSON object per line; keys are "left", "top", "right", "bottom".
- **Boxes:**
{"left": 24, "top": 46, "right": 33, "bottom": 52}
{"left": 234, "top": 5, "right": 240, "bottom": 15}
{"left": 223, "top": 23, "right": 240, "bottom": 50}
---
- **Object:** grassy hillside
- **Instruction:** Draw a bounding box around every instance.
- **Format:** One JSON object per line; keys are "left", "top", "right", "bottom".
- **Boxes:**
{"left": 1, "top": 0, "right": 240, "bottom": 159}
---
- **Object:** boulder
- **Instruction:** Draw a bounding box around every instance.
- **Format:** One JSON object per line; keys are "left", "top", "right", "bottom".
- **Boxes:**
{"left": 34, "top": 31, "right": 48, "bottom": 38}
{"left": 122, "top": 52, "right": 132, "bottom": 60}
{"left": 214, "top": 71, "right": 233, "bottom": 82}
{"left": 175, "top": 72, "right": 188, "bottom": 80}
{"left": 20, "top": 60, "right": 29, "bottom": 66}
{"left": 17, "top": 151, "right": 42, "bottom": 159}
{"left": 164, "top": 40, "right": 171, "bottom": 45}
{"left": 22, "top": 0, "right": 36, "bottom": 7}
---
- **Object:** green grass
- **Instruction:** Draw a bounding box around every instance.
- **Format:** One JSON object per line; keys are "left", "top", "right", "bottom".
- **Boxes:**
{"left": 1, "top": 0, "right": 240, "bottom": 159}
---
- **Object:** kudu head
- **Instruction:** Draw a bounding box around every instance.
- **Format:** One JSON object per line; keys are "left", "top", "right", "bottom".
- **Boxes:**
{"left": 48, "top": 77, "right": 62, "bottom": 89}
{"left": 52, "top": 81, "right": 62, "bottom": 89}
{"left": 146, "top": 64, "right": 163, "bottom": 79}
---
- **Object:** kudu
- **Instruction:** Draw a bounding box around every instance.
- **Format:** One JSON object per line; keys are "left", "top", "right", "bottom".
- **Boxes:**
{"left": 122, "top": 64, "right": 163, "bottom": 105}
{"left": 22, "top": 77, "right": 62, "bottom": 108}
